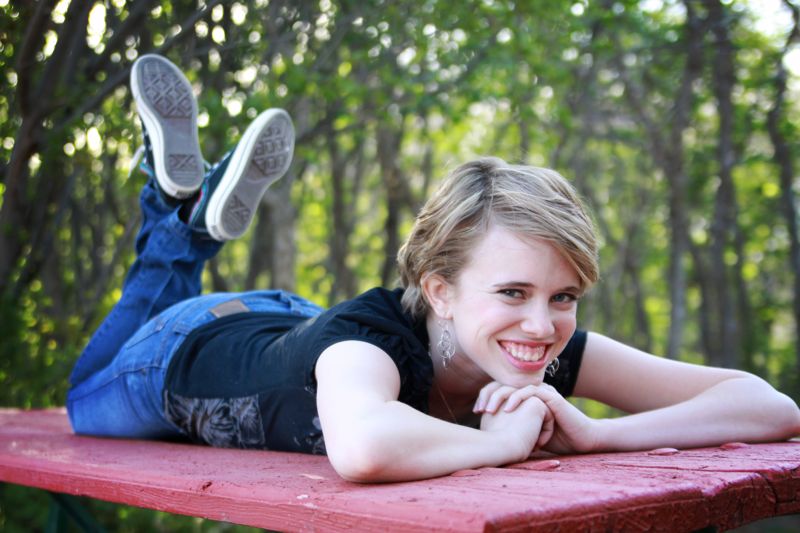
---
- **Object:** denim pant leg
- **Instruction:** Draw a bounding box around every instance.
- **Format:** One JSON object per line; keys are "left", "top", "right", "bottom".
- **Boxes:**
{"left": 69, "top": 180, "right": 222, "bottom": 386}
{"left": 66, "top": 290, "right": 324, "bottom": 439}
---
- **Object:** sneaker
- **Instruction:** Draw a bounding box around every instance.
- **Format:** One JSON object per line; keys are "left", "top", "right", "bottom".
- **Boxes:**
{"left": 130, "top": 54, "right": 204, "bottom": 199}
{"left": 187, "top": 109, "right": 294, "bottom": 241}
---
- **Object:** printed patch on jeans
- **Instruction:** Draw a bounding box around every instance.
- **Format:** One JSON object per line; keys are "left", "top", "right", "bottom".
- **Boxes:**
{"left": 163, "top": 391, "right": 266, "bottom": 449}
{"left": 209, "top": 298, "right": 250, "bottom": 318}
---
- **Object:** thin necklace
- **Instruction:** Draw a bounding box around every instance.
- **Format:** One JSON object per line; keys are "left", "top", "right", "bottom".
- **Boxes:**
{"left": 435, "top": 382, "right": 458, "bottom": 424}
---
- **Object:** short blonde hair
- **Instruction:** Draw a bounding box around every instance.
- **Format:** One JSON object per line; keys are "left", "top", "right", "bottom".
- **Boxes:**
{"left": 397, "top": 157, "right": 599, "bottom": 319}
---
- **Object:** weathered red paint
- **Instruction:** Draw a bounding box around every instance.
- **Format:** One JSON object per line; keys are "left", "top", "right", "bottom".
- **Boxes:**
{"left": 0, "top": 408, "right": 797, "bottom": 532}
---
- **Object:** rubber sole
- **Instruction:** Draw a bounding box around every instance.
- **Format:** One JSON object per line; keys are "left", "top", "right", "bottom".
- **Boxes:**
{"left": 205, "top": 109, "right": 295, "bottom": 241}
{"left": 130, "top": 55, "right": 203, "bottom": 198}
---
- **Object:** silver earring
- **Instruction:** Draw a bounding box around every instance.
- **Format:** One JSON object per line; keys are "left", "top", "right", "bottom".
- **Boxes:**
{"left": 545, "top": 357, "right": 560, "bottom": 377}
{"left": 436, "top": 319, "right": 455, "bottom": 369}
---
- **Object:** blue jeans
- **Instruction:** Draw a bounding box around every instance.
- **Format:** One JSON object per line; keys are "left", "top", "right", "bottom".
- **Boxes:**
{"left": 66, "top": 180, "right": 322, "bottom": 439}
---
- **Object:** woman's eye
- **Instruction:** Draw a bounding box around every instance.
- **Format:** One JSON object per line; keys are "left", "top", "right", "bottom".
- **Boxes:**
{"left": 499, "top": 289, "right": 524, "bottom": 299}
{"left": 552, "top": 293, "right": 578, "bottom": 304}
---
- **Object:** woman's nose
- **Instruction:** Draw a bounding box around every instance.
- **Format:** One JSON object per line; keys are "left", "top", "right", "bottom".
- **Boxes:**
{"left": 520, "top": 301, "right": 556, "bottom": 337}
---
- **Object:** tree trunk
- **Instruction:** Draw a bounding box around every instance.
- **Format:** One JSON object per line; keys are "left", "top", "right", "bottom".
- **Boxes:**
{"left": 266, "top": 173, "right": 299, "bottom": 292}
{"left": 706, "top": 0, "right": 740, "bottom": 367}
{"left": 615, "top": 2, "right": 704, "bottom": 358}
{"left": 326, "top": 123, "right": 361, "bottom": 305}
{"left": 0, "top": 116, "right": 38, "bottom": 300}
{"left": 766, "top": 0, "right": 800, "bottom": 388}
{"left": 376, "top": 124, "right": 406, "bottom": 287}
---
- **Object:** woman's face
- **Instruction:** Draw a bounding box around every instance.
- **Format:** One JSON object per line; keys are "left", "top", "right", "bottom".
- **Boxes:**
{"left": 445, "top": 224, "right": 582, "bottom": 388}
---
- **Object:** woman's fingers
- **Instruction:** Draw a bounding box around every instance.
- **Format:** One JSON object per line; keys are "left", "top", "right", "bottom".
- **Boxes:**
{"left": 502, "top": 385, "right": 538, "bottom": 411}
{"left": 473, "top": 381, "right": 505, "bottom": 412}
{"left": 535, "top": 405, "right": 555, "bottom": 449}
{"left": 484, "top": 385, "right": 520, "bottom": 413}
{"left": 474, "top": 382, "right": 527, "bottom": 413}
{"left": 474, "top": 382, "right": 550, "bottom": 413}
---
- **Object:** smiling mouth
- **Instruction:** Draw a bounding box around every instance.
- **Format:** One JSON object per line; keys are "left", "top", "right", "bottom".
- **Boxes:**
{"left": 500, "top": 341, "right": 547, "bottom": 363}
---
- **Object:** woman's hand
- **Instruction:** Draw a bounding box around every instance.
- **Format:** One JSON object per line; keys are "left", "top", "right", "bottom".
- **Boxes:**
{"left": 478, "top": 393, "right": 554, "bottom": 455}
{"left": 475, "top": 382, "right": 554, "bottom": 450}
{"left": 526, "top": 384, "right": 599, "bottom": 454}
{"left": 475, "top": 381, "right": 598, "bottom": 454}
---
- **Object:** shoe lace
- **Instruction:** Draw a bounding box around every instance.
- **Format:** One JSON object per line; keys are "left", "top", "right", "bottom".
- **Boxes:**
{"left": 128, "top": 145, "right": 146, "bottom": 178}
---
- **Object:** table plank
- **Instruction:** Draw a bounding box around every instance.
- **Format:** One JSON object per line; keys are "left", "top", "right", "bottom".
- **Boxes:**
{"left": 0, "top": 408, "right": 797, "bottom": 532}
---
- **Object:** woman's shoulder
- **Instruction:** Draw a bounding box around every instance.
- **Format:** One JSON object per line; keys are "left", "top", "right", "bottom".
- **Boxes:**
{"left": 318, "top": 287, "right": 419, "bottom": 334}
{"left": 325, "top": 287, "right": 411, "bottom": 325}
{"left": 343, "top": 286, "right": 405, "bottom": 309}
{"left": 302, "top": 287, "right": 433, "bottom": 409}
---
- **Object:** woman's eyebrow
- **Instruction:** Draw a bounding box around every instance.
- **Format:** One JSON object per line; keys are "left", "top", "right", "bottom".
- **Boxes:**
{"left": 491, "top": 281, "right": 582, "bottom": 293}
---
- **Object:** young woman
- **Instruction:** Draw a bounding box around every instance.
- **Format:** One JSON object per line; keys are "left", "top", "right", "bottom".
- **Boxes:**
{"left": 67, "top": 55, "right": 800, "bottom": 483}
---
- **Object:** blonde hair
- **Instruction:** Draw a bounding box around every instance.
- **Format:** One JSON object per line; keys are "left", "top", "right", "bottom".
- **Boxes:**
{"left": 397, "top": 157, "right": 599, "bottom": 319}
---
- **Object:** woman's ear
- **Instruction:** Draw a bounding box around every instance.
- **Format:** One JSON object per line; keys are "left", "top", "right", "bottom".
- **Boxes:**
{"left": 421, "top": 274, "right": 453, "bottom": 320}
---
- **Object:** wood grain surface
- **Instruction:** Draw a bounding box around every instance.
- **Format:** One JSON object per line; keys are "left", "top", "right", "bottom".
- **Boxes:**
{"left": 0, "top": 408, "right": 797, "bottom": 532}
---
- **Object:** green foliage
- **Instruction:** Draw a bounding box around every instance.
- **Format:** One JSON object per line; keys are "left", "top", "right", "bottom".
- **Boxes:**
{"left": 0, "top": 484, "right": 261, "bottom": 532}
{"left": 0, "top": 293, "right": 76, "bottom": 408}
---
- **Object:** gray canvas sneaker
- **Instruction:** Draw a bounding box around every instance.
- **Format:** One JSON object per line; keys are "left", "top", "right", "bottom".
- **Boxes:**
{"left": 187, "top": 109, "right": 294, "bottom": 241}
{"left": 130, "top": 54, "right": 204, "bottom": 199}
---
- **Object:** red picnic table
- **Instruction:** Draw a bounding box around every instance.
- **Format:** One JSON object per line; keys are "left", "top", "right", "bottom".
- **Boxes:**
{"left": 0, "top": 408, "right": 797, "bottom": 532}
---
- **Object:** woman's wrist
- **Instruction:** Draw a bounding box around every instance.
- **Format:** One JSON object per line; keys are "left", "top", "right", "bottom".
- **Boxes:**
{"left": 586, "top": 417, "right": 612, "bottom": 453}
{"left": 480, "top": 407, "right": 544, "bottom": 463}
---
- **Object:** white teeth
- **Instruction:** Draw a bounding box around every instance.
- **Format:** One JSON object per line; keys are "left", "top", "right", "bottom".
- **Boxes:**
{"left": 503, "top": 342, "right": 546, "bottom": 362}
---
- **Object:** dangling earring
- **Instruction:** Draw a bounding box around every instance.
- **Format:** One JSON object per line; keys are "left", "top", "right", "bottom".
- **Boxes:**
{"left": 545, "top": 357, "right": 560, "bottom": 377}
{"left": 436, "top": 319, "right": 456, "bottom": 369}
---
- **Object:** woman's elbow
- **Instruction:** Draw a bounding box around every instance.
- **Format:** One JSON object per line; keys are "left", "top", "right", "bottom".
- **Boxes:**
{"left": 326, "top": 434, "right": 397, "bottom": 483}
{"left": 771, "top": 391, "right": 800, "bottom": 440}
{"left": 733, "top": 375, "right": 800, "bottom": 440}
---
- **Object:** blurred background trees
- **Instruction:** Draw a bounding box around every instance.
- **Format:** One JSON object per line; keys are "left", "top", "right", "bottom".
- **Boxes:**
{"left": 1, "top": 0, "right": 799, "bottom": 529}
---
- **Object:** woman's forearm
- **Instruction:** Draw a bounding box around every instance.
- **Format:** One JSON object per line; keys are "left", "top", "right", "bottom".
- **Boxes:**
{"left": 593, "top": 377, "right": 800, "bottom": 452}
{"left": 324, "top": 397, "right": 550, "bottom": 483}
{"left": 327, "top": 402, "right": 516, "bottom": 482}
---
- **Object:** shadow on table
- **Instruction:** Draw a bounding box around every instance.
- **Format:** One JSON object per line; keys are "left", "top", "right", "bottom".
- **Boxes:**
{"left": 732, "top": 514, "right": 800, "bottom": 532}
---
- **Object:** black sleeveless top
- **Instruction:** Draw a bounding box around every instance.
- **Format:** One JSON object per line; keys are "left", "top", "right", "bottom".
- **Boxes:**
{"left": 163, "top": 287, "right": 587, "bottom": 455}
